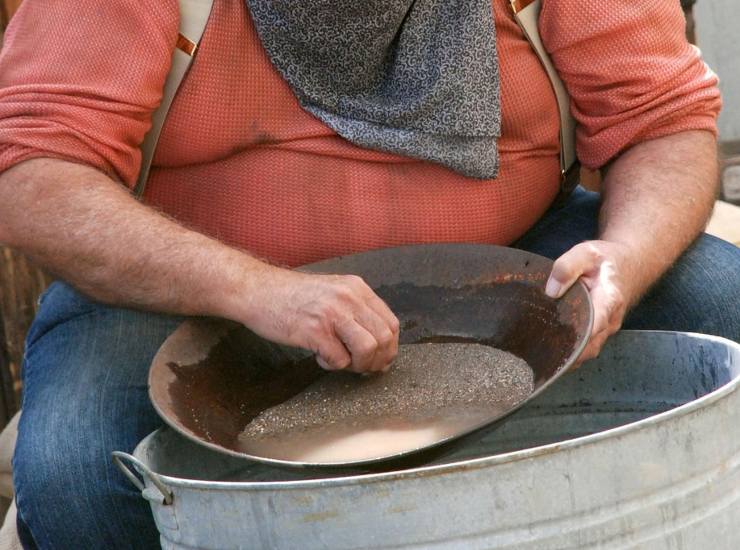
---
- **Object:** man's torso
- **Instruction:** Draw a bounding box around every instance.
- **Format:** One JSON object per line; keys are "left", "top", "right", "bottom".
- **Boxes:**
{"left": 143, "top": 0, "right": 562, "bottom": 267}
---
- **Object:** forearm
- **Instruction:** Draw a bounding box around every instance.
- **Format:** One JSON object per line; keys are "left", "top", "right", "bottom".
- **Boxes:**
{"left": 0, "top": 158, "right": 267, "bottom": 320}
{"left": 599, "top": 130, "right": 719, "bottom": 302}
{"left": 0, "top": 157, "right": 399, "bottom": 372}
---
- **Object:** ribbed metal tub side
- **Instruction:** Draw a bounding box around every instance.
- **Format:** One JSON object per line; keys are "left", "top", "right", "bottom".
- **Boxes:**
{"left": 120, "top": 331, "right": 740, "bottom": 549}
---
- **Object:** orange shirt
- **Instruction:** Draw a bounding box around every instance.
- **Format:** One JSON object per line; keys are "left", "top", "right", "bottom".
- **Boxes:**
{"left": 0, "top": 0, "right": 720, "bottom": 267}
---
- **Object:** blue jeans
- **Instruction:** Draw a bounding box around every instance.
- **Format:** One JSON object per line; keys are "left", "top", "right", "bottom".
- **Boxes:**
{"left": 13, "top": 188, "right": 740, "bottom": 548}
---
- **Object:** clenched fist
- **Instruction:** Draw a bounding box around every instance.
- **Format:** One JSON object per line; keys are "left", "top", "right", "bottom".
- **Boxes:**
{"left": 241, "top": 267, "right": 400, "bottom": 373}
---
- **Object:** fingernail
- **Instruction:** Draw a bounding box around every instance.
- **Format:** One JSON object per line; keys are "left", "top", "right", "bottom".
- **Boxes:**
{"left": 545, "top": 278, "right": 562, "bottom": 298}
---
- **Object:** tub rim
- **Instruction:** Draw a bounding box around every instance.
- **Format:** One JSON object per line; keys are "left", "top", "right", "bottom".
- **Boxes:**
{"left": 136, "top": 330, "right": 740, "bottom": 492}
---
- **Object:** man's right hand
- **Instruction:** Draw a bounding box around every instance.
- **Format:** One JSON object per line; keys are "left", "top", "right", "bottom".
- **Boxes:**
{"left": 243, "top": 268, "right": 400, "bottom": 373}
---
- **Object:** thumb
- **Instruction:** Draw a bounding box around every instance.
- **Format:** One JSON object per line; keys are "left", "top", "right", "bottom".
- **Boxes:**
{"left": 546, "top": 243, "right": 598, "bottom": 298}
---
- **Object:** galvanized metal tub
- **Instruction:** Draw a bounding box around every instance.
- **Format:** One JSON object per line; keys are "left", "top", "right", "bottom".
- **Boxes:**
{"left": 114, "top": 331, "right": 740, "bottom": 549}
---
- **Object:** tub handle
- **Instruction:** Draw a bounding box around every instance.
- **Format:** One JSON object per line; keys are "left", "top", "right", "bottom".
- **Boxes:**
{"left": 112, "top": 451, "right": 173, "bottom": 505}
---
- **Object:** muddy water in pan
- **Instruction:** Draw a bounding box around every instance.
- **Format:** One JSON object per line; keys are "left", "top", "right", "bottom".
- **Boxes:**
{"left": 237, "top": 343, "right": 534, "bottom": 463}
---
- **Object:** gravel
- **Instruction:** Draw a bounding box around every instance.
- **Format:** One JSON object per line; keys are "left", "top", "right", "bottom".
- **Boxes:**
{"left": 241, "top": 343, "right": 534, "bottom": 440}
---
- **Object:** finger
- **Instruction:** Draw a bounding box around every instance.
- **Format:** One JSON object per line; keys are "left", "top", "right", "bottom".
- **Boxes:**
{"left": 315, "top": 338, "right": 352, "bottom": 371}
{"left": 340, "top": 275, "right": 399, "bottom": 371}
{"left": 545, "top": 243, "right": 600, "bottom": 299}
{"left": 575, "top": 329, "right": 609, "bottom": 367}
{"left": 575, "top": 297, "right": 623, "bottom": 369}
{"left": 334, "top": 317, "right": 380, "bottom": 373}
{"left": 574, "top": 310, "right": 612, "bottom": 369}
{"left": 589, "top": 287, "right": 612, "bottom": 337}
{"left": 344, "top": 276, "right": 401, "bottom": 337}
{"left": 353, "top": 307, "right": 398, "bottom": 371}
{"left": 589, "top": 282, "right": 625, "bottom": 338}
{"left": 366, "top": 294, "right": 401, "bottom": 337}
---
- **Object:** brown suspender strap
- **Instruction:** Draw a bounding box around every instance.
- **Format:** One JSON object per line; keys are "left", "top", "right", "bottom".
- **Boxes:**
{"left": 134, "top": 0, "right": 215, "bottom": 198}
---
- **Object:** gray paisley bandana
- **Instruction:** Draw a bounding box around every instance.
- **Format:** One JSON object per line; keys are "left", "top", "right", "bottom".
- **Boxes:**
{"left": 246, "top": 0, "right": 501, "bottom": 179}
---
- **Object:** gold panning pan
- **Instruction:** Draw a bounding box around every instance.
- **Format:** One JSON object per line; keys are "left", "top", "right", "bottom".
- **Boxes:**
{"left": 149, "top": 244, "right": 592, "bottom": 468}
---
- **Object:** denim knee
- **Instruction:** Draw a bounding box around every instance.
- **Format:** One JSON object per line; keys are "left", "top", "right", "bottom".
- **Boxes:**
{"left": 13, "top": 283, "right": 181, "bottom": 548}
{"left": 13, "top": 402, "right": 161, "bottom": 549}
{"left": 625, "top": 234, "right": 740, "bottom": 341}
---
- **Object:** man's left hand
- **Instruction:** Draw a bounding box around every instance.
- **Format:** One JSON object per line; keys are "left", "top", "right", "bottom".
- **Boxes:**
{"left": 545, "top": 240, "right": 640, "bottom": 364}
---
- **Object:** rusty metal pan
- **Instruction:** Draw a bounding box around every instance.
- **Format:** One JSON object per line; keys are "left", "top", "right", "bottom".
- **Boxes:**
{"left": 149, "top": 244, "right": 593, "bottom": 468}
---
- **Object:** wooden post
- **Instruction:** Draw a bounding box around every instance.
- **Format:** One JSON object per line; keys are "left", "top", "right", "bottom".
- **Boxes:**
{"left": 3, "top": 1, "right": 21, "bottom": 20}
{"left": 0, "top": 247, "right": 52, "bottom": 412}
{"left": 1, "top": 0, "right": 21, "bottom": 33}
{"left": 0, "top": 316, "right": 16, "bottom": 427}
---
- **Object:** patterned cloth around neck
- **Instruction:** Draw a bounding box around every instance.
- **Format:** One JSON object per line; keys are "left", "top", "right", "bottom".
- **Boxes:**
{"left": 246, "top": 0, "right": 502, "bottom": 179}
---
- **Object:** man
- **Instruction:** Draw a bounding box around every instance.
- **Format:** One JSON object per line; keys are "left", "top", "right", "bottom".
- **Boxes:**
{"left": 0, "top": 0, "right": 737, "bottom": 547}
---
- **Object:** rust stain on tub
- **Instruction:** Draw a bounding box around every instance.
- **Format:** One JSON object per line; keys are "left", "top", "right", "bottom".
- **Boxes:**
{"left": 292, "top": 495, "right": 314, "bottom": 505}
{"left": 302, "top": 510, "right": 340, "bottom": 523}
{"left": 388, "top": 505, "right": 417, "bottom": 514}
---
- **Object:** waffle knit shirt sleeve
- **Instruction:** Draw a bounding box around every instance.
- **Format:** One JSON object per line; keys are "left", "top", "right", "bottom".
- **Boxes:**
{"left": 539, "top": 0, "right": 722, "bottom": 170}
{"left": 0, "top": 0, "right": 179, "bottom": 185}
